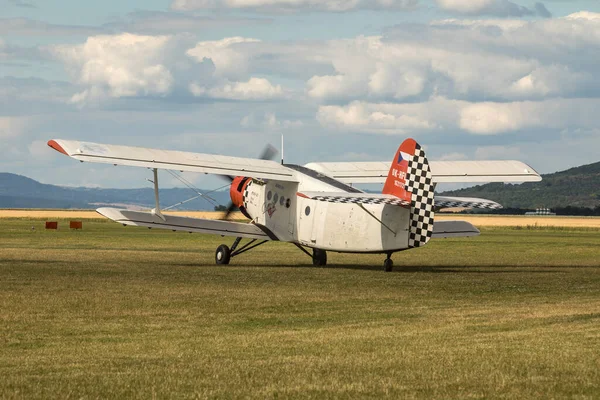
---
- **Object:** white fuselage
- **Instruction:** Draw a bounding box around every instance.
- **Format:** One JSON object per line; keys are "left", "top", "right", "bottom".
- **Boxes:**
{"left": 242, "top": 165, "right": 411, "bottom": 253}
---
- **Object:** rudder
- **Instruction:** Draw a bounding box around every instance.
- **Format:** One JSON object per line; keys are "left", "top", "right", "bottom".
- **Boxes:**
{"left": 382, "top": 138, "right": 435, "bottom": 248}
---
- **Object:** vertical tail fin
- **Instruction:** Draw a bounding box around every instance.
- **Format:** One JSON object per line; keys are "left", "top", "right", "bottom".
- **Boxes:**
{"left": 383, "top": 138, "right": 435, "bottom": 248}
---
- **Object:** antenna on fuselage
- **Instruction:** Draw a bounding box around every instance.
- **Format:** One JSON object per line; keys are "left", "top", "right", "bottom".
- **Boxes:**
{"left": 281, "top": 134, "right": 284, "bottom": 165}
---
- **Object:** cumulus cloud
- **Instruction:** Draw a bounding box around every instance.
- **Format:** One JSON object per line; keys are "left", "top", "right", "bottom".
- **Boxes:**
{"left": 46, "top": 12, "right": 600, "bottom": 140}
{"left": 186, "top": 37, "right": 260, "bottom": 79}
{"left": 435, "top": 0, "right": 551, "bottom": 18}
{"left": 459, "top": 98, "right": 600, "bottom": 135}
{"left": 317, "top": 100, "right": 441, "bottom": 134}
{"left": 51, "top": 33, "right": 178, "bottom": 104}
{"left": 241, "top": 112, "right": 303, "bottom": 129}
{"left": 564, "top": 11, "right": 600, "bottom": 22}
{"left": 171, "top": 0, "right": 418, "bottom": 13}
{"left": 317, "top": 98, "right": 600, "bottom": 136}
{"left": 190, "top": 77, "right": 284, "bottom": 100}
{"left": 49, "top": 34, "right": 293, "bottom": 105}
{"left": 303, "top": 14, "right": 600, "bottom": 104}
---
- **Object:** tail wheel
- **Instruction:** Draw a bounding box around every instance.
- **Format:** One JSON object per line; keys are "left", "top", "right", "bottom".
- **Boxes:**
{"left": 384, "top": 258, "right": 393, "bottom": 272}
{"left": 313, "top": 249, "right": 327, "bottom": 267}
{"left": 215, "top": 244, "right": 231, "bottom": 265}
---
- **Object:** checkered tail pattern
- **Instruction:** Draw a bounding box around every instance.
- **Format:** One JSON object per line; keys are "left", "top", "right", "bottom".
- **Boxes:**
{"left": 405, "top": 145, "right": 435, "bottom": 248}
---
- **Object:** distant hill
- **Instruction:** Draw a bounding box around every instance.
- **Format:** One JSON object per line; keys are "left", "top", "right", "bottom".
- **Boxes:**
{"left": 0, "top": 173, "right": 230, "bottom": 210}
{"left": 440, "top": 161, "right": 600, "bottom": 209}
{"left": 2, "top": 160, "right": 599, "bottom": 210}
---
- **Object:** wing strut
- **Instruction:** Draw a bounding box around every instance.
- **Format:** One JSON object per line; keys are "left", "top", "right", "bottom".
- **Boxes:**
{"left": 150, "top": 168, "right": 166, "bottom": 221}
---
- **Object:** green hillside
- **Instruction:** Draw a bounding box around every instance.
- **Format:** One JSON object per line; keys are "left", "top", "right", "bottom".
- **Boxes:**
{"left": 2, "top": 160, "right": 600, "bottom": 210}
{"left": 0, "top": 173, "right": 230, "bottom": 210}
{"left": 440, "top": 161, "right": 600, "bottom": 209}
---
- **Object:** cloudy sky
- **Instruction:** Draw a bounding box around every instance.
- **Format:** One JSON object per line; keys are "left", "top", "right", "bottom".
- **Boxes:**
{"left": 1, "top": 0, "right": 599, "bottom": 190}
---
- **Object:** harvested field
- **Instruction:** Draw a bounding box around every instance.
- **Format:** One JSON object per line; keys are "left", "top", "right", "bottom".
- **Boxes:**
{"left": 436, "top": 214, "right": 600, "bottom": 228}
{"left": 0, "top": 209, "right": 245, "bottom": 221}
{"left": 0, "top": 209, "right": 599, "bottom": 228}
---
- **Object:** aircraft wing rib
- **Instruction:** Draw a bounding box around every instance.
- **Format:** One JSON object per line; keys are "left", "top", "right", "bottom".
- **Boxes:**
{"left": 48, "top": 139, "right": 298, "bottom": 183}
{"left": 305, "top": 160, "right": 542, "bottom": 184}
{"left": 97, "top": 208, "right": 274, "bottom": 240}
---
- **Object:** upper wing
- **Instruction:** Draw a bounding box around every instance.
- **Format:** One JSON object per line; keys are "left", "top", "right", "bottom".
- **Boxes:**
{"left": 97, "top": 208, "right": 275, "bottom": 240}
{"left": 48, "top": 139, "right": 298, "bottom": 182}
{"left": 304, "top": 160, "right": 541, "bottom": 184}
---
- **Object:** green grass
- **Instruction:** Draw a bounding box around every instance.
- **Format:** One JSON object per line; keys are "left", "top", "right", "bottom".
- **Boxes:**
{"left": 1, "top": 219, "right": 599, "bottom": 399}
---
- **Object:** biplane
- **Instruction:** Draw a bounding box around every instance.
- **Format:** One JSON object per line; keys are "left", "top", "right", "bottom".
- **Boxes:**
{"left": 48, "top": 138, "right": 541, "bottom": 271}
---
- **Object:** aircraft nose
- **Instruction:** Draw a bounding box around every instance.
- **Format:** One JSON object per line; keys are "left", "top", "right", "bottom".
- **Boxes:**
{"left": 229, "top": 176, "right": 250, "bottom": 208}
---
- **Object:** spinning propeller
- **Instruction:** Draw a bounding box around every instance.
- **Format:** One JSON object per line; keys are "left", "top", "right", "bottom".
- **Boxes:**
{"left": 220, "top": 144, "right": 278, "bottom": 220}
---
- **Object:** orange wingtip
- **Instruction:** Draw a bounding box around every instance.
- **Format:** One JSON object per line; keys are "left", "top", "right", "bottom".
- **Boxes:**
{"left": 47, "top": 140, "right": 68, "bottom": 155}
{"left": 296, "top": 192, "right": 310, "bottom": 199}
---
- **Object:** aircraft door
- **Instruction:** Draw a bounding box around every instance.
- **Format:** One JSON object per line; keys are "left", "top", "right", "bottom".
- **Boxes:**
{"left": 262, "top": 181, "right": 296, "bottom": 241}
{"left": 298, "top": 197, "right": 316, "bottom": 245}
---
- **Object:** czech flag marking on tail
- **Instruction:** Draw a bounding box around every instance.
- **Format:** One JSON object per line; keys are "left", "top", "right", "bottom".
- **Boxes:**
{"left": 382, "top": 138, "right": 418, "bottom": 204}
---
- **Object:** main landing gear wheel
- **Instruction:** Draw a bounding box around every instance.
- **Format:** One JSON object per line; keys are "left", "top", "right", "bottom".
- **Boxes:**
{"left": 215, "top": 244, "right": 231, "bottom": 265}
{"left": 313, "top": 249, "right": 327, "bottom": 267}
{"left": 384, "top": 256, "right": 393, "bottom": 272}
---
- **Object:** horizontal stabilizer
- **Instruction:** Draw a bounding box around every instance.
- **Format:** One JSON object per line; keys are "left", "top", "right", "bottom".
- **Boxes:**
{"left": 297, "top": 192, "right": 410, "bottom": 207}
{"left": 435, "top": 196, "right": 502, "bottom": 210}
{"left": 96, "top": 208, "right": 273, "bottom": 240}
{"left": 432, "top": 220, "right": 480, "bottom": 238}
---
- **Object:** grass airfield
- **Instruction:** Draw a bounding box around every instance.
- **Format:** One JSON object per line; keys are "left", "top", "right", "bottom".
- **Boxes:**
{"left": 1, "top": 218, "right": 599, "bottom": 398}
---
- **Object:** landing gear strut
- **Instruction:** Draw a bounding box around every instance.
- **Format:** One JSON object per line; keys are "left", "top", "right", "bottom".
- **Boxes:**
{"left": 215, "top": 237, "right": 268, "bottom": 265}
{"left": 312, "top": 248, "right": 327, "bottom": 267}
{"left": 383, "top": 253, "right": 394, "bottom": 272}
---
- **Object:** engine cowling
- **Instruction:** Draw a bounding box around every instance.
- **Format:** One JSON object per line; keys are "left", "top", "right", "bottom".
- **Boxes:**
{"left": 229, "top": 176, "right": 252, "bottom": 219}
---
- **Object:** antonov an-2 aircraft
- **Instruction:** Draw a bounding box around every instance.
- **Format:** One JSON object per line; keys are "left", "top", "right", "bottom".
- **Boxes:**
{"left": 48, "top": 138, "right": 541, "bottom": 271}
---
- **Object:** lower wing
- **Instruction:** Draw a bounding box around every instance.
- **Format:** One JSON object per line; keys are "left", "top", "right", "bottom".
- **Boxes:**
{"left": 97, "top": 208, "right": 275, "bottom": 240}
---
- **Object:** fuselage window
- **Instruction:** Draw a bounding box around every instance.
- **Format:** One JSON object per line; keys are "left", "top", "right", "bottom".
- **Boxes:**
{"left": 267, "top": 190, "right": 272, "bottom": 201}
{"left": 273, "top": 193, "right": 279, "bottom": 204}
{"left": 305, "top": 206, "right": 311, "bottom": 216}
{"left": 279, "top": 196, "right": 285, "bottom": 206}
